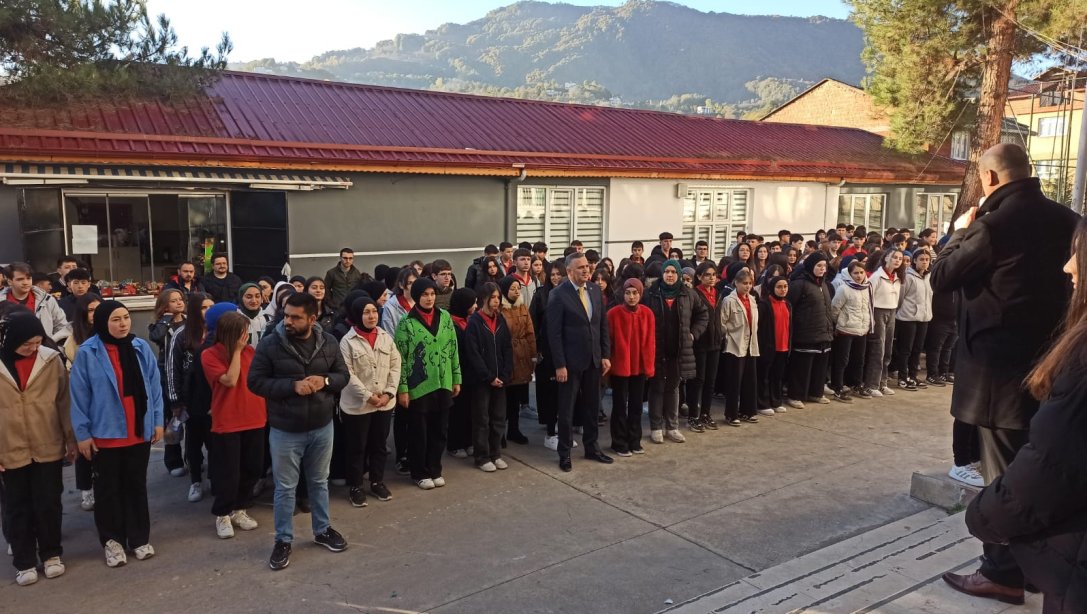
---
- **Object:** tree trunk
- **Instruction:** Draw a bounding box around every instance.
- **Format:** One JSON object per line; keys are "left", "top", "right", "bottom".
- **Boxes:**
{"left": 953, "top": 0, "right": 1019, "bottom": 225}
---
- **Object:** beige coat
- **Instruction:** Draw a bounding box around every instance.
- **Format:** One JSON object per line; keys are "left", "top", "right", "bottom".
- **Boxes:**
{"left": 721, "top": 292, "right": 760, "bottom": 358}
{"left": 339, "top": 327, "right": 401, "bottom": 414}
{"left": 0, "top": 346, "right": 75, "bottom": 470}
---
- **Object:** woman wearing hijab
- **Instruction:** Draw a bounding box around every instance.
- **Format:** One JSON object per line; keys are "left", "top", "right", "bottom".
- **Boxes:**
{"left": 785, "top": 252, "right": 835, "bottom": 409}
{"left": 1, "top": 314, "right": 76, "bottom": 585}
{"left": 446, "top": 288, "right": 478, "bottom": 459}
{"left": 339, "top": 296, "right": 401, "bottom": 506}
{"left": 757, "top": 274, "right": 792, "bottom": 414}
{"left": 643, "top": 259, "right": 708, "bottom": 444}
{"left": 498, "top": 275, "right": 536, "bottom": 446}
{"left": 263, "top": 281, "right": 295, "bottom": 325}
{"left": 393, "top": 277, "right": 462, "bottom": 490}
{"left": 69, "top": 301, "right": 164, "bottom": 568}
{"left": 237, "top": 283, "right": 270, "bottom": 347}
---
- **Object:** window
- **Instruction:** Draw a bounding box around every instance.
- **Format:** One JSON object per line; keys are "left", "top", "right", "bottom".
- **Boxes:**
{"left": 1038, "top": 117, "right": 1066, "bottom": 137}
{"left": 679, "top": 188, "right": 750, "bottom": 260}
{"left": 915, "top": 193, "right": 957, "bottom": 235}
{"left": 1039, "top": 89, "right": 1069, "bottom": 107}
{"left": 950, "top": 131, "right": 970, "bottom": 160}
{"left": 1035, "top": 160, "right": 1062, "bottom": 180}
{"left": 837, "top": 194, "right": 886, "bottom": 233}
{"left": 516, "top": 186, "right": 605, "bottom": 251}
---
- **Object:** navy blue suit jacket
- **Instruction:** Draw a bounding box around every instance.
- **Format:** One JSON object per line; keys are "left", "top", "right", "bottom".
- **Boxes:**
{"left": 546, "top": 279, "right": 610, "bottom": 373}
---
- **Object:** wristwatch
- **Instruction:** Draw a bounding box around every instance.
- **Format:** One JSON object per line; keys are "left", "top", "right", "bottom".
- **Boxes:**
{"left": 324, "top": 377, "right": 330, "bottom": 387}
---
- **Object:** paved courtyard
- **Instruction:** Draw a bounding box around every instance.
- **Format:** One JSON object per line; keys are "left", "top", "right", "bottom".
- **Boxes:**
{"left": 5, "top": 384, "right": 1020, "bottom": 613}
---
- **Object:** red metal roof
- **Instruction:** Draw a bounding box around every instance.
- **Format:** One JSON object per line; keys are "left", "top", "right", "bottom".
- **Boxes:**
{"left": 0, "top": 71, "right": 964, "bottom": 183}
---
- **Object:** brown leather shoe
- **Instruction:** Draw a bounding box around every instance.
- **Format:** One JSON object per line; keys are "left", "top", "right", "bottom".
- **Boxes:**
{"left": 942, "top": 571, "right": 1025, "bottom": 605}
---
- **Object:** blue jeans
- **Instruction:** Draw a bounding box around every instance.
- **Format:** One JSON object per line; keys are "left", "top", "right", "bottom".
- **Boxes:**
{"left": 269, "top": 422, "right": 334, "bottom": 543}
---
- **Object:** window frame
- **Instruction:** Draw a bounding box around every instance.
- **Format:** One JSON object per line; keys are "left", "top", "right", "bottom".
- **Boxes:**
{"left": 680, "top": 187, "right": 752, "bottom": 260}
{"left": 1038, "top": 116, "right": 1066, "bottom": 137}
{"left": 515, "top": 185, "right": 607, "bottom": 251}
{"left": 837, "top": 193, "right": 887, "bottom": 233}
{"left": 915, "top": 192, "right": 958, "bottom": 235}
{"left": 950, "top": 131, "right": 970, "bottom": 160}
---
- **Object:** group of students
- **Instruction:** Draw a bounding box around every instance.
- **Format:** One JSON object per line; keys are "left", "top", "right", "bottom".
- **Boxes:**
{"left": 0, "top": 221, "right": 961, "bottom": 580}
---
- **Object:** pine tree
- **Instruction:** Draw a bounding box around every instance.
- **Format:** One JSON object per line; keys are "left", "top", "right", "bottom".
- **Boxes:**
{"left": 848, "top": 0, "right": 1086, "bottom": 219}
{"left": 0, "top": 0, "right": 231, "bottom": 103}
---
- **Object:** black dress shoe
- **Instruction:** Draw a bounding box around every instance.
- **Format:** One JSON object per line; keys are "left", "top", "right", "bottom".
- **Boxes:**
{"left": 507, "top": 431, "right": 529, "bottom": 445}
{"left": 559, "top": 457, "right": 572, "bottom": 472}
{"left": 585, "top": 450, "right": 614, "bottom": 464}
{"left": 942, "top": 571, "right": 1024, "bottom": 605}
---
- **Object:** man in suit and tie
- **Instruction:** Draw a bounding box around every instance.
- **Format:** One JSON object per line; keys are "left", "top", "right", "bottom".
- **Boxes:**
{"left": 546, "top": 252, "right": 614, "bottom": 472}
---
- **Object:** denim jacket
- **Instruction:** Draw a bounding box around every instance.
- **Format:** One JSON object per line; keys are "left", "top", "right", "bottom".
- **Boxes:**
{"left": 69, "top": 336, "right": 165, "bottom": 442}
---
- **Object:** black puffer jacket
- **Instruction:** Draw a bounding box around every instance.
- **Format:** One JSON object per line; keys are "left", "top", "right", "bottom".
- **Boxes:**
{"left": 462, "top": 311, "right": 514, "bottom": 385}
{"left": 692, "top": 285, "right": 726, "bottom": 353}
{"left": 529, "top": 285, "right": 553, "bottom": 370}
{"left": 248, "top": 322, "right": 350, "bottom": 433}
{"left": 643, "top": 284, "right": 708, "bottom": 379}
{"left": 966, "top": 370, "right": 1087, "bottom": 613}
{"left": 787, "top": 270, "right": 833, "bottom": 346}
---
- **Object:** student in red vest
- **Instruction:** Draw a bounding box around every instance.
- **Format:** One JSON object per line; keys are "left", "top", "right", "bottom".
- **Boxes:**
{"left": 606, "top": 278, "right": 655, "bottom": 456}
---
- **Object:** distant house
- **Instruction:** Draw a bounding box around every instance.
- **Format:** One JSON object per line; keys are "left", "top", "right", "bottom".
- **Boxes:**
{"left": 0, "top": 71, "right": 962, "bottom": 320}
{"left": 1006, "top": 68, "right": 1084, "bottom": 202}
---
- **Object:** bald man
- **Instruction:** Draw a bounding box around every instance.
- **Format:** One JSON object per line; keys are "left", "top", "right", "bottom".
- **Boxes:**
{"left": 933, "top": 143, "right": 1080, "bottom": 604}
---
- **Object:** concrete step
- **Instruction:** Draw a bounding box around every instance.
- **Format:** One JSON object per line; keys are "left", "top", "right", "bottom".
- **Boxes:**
{"left": 910, "top": 470, "right": 981, "bottom": 511}
{"left": 659, "top": 508, "right": 989, "bottom": 614}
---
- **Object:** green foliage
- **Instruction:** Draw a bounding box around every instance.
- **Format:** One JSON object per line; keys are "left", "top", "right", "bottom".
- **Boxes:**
{"left": 0, "top": 0, "right": 231, "bottom": 103}
{"left": 848, "top": 0, "right": 1086, "bottom": 153}
{"left": 231, "top": 0, "right": 861, "bottom": 116}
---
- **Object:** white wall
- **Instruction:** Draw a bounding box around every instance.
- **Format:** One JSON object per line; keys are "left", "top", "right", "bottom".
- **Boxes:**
{"left": 606, "top": 177, "right": 839, "bottom": 258}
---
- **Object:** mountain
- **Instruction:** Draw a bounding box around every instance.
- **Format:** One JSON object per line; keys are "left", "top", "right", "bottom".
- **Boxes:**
{"left": 230, "top": 0, "right": 866, "bottom": 117}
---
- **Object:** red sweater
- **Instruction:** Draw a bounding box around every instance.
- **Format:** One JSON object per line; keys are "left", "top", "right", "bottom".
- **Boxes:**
{"left": 201, "top": 344, "right": 267, "bottom": 434}
{"left": 607, "top": 304, "right": 656, "bottom": 378}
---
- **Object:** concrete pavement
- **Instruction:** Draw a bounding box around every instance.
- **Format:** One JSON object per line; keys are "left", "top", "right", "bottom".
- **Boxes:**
{"left": 4, "top": 383, "right": 1008, "bottom": 613}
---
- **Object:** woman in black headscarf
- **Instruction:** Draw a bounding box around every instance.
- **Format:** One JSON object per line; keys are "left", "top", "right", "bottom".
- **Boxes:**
{"left": 69, "top": 300, "right": 164, "bottom": 568}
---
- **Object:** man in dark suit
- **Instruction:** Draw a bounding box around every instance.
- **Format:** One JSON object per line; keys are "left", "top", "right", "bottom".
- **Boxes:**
{"left": 546, "top": 252, "right": 613, "bottom": 472}
{"left": 935, "top": 143, "right": 1080, "bottom": 605}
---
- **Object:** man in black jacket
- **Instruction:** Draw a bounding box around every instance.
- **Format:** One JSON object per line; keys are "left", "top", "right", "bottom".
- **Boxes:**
{"left": 202, "top": 254, "right": 244, "bottom": 303}
{"left": 546, "top": 252, "right": 612, "bottom": 472}
{"left": 248, "top": 292, "right": 351, "bottom": 571}
{"left": 934, "top": 144, "right": 1080, "bottom": 604}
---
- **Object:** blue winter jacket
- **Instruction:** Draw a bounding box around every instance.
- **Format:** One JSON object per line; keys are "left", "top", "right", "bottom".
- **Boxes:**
{"left": 69, "top": 336, "right": 164, "bottom": 442}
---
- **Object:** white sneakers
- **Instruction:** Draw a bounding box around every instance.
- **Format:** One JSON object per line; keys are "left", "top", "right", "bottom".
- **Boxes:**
{"left": 450, "top": 448, "right": 469, "bottom": 459}
{"left": 133, "top": 544, "right": 155, "bottom": 561}
{"left": 812, "top": 396, "right": 831, "bottom": 405}
{"left": 231, "top": 509, "right": 258, "bottom": 531}
{"left": 757, "top": 408, "right": 776, "bottom": 416}
{"left": 216, "top": 515, "right": 235, "bottom": 539}
{"left": 665, "top": 429, "right": 686, "bottom": 443}
{"left": 432, "top": 476, "right": 446, "bottom": 487}
{"left": 80, "top": 490, "right": 95, "bottom": 511}
{"left": 417, "top": 478, "right": 435, "bottom": 490}
{"left": 188, "top": 483, "right": 203, "bottom": 502}
{"left": 948, "top": 464, "right": 985, "bottom": 488}
{"left": 169, "top": 467, "right": 187, "bottom": 477}
{"left": 650, "top": 429, "right": 664, "bottom": 444}
{"left": 868, "top": 388, "right": 884, "bottom": 398}
{"left": 543, "top": 435, "right": 558, "bottom": 450}
{"left": 43, "top": 556, "right": 65, "bottom": 579}
{"left": 15, "top": 567, "right": 37, "bottom": 586}
{"left": 775, "top": 406, "right": 787, "bottom": 413}
{"left": 104, "top": 540, "right": 127, "bottom": 568}
{"left": 879, "top": 386, "right": 896, "bottom": 396}
{"left": 479, "top": 461, "right": 497, "bottom": 473}
{"left": 493, "top": 458, "right": 508, "bottom": 470}
{"left": 786, "top": 398, "right": 806, "bottom": 409}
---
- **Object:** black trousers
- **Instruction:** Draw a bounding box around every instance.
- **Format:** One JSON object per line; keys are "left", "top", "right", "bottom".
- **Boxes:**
{"left": 208, "top": 428, "right": 264, "bottom": 517}
{"left": 557, "top": 366, "right": 601, "bottom": 458}
{"left": 3, "top": 460, "right": 63, "bottom": 571}
{"left": 75, "top": 454, "right": 94, "bottom": 491}
{"left": 329, "top": 413, "right": 346, "bottom": 481}
{"left": 831, "top": 334, "right": 866, "bottom": 392}
{"left": 342, "top": 410, "right": 392, "bottom": 486}
{"left": 535, "top": 363, "right": 559, "bottom": 436}
{"left": 893, "top": 320, "right": 929, "bottom": 380}
{"left": 163, "top": 443, "right": 184, "bottom": 472}
{"left": 470, "top": 383, "right": 507, "bottom": 463}
{"left": 757, "top": 351, "right": 789, "bottom": 410}
{"left": 977, "top": 426, "right": 1030, "bottom": 587}
{"left": 447, "top": 391, "right": 473, "bottom": 452}
{"left": 952, "top": 419, "right": 981, "bottom": 467}
{"left": 787, "top": 346, "right": 831, "bottom": 401}
{"left": 686, "top": 350, "right": 720, "bottom": 420}
{"left": 406, "top": 394, "right": 448, "bottom": 481}
{"left": 186, "top": 412, "right": 212, "bottom": 484}
{"left": 610, "top": 375, "right": 646, "bottom": 453}
{"left": 93, "top": 442, "right": 151, "bottom": 549}
{"left": 394, "top": 404, "right": 410, "bottom": 462}
{"left": 505, "top": 383, "right": 528, "bottom": 437}
{"left": 925, "top": 319, "right": 958, "bottom": 375}
{"left": 722, "top": 353, "right": 757, "bottom": 420}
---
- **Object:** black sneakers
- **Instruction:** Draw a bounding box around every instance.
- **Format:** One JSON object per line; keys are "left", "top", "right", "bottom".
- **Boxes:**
{"left": 314, "top": 527, "right": 348, "bottom": 552}
{"left": 370, "top": 482, "right": 392, "bottom": 501}
{"left": 687, "top": 418, "right": 705, "bottom": 433}
{"left": 269, "top": 541, "right": 291, "bottom": 570}
{"left": 701, "top": 416, "right": 719, "bottom": 430}
{"left": 349, "top": 487, "right": 367, "bottom": 508}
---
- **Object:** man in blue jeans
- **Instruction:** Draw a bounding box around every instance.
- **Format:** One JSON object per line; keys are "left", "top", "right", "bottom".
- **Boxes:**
{"left": 249, "top": 292, "right": 351, "bottom": 570}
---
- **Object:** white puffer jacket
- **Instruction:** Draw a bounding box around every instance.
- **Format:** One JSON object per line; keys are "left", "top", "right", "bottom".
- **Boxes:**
{"left": 897, "top": 268, "right": 933, "bottom": 322}
{"left": 830, "top": 281, "right": 873, "bottom": 336}
{"left": 0, "top": 286, "right": 71, "bottom": 342}
{"left": 868, "top": 267, "right": 901, "bottom": 310}
{"left": 339, "top": 327, "right": 402, "bottom": 415}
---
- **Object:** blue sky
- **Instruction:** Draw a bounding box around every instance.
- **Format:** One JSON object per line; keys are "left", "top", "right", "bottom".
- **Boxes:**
{"left": 145, "top": 0, "right": 851, "bottom": 63}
